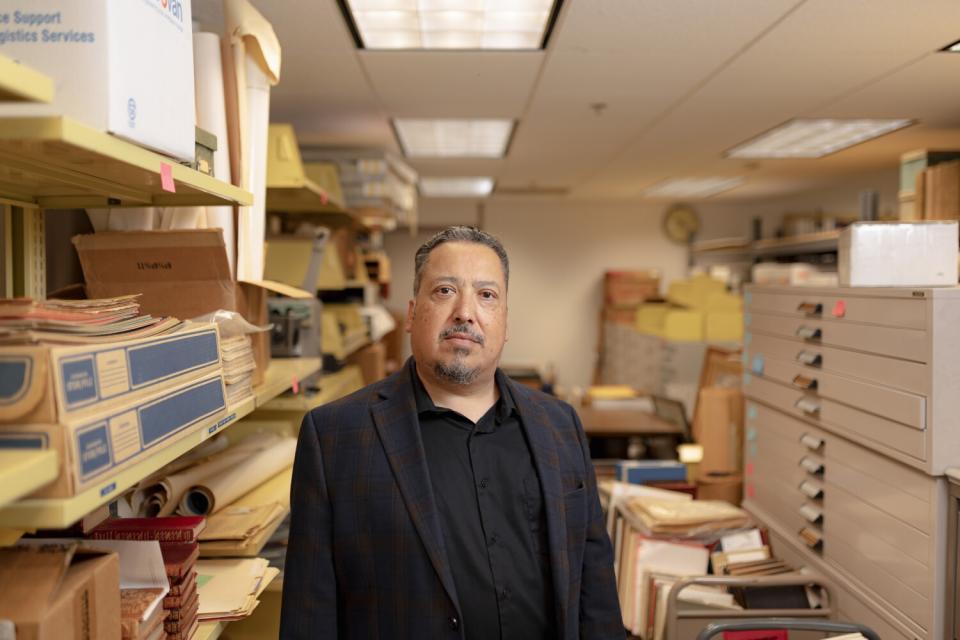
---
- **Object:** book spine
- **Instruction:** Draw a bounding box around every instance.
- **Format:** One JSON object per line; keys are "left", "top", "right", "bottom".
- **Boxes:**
{"left": 90, "top": 529, "right": 196, "bottom": 543}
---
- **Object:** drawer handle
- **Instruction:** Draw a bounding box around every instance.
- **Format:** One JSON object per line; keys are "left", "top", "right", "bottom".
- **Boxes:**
{"left": 792, "top": 374, "right": 818, "bottom": 391}
{"left": 800, "top": 433, "right": 824, "bottom": 450}
{"left": 796, "top": 350, "right": 822, "bottom": 367}
{"left": 797, "top": 302, "right": 823, "bottom": 316}
{"left": 799, "top": 503, "right": 823, "bottom": 524}
{"left": 795, "top": 325, "right": 822, "bottom": 340}
{"left": 800, "top": 456, "right": 824, "bottom": 475}
{"left": 799, "top": 526, "right": 823, "bottom": 550}
{"left": 799, "top": 480, "right": 824, "bottom": 499}
{"left": 794, "top": 397, "right": 821, "bottom": 416}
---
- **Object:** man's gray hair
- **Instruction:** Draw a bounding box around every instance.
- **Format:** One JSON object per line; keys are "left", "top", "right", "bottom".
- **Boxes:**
{"left": 413, "top": 226, "right": 509, "bottom": 295}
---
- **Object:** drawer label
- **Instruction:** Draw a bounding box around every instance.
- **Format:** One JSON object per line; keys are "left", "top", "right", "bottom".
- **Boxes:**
{"left": 751, "top": 354, "right": 765, "bottom": 374}
{"left": 832, "top": 299, "right": 846, "bottom": 318}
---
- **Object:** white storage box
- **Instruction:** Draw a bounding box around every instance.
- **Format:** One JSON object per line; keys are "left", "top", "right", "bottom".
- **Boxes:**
{"left": 839, "top": 221, "right": 958, "bottom": 287}
{"left": 0, "top": 0, "right": 195, "bottom": 161}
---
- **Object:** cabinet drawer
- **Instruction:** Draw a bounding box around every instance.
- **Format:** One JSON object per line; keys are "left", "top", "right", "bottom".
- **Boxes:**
{"left": 757, "top": 354, "right": 925, "bottom": 430}
{"left": 749, "top": 473, "right": 809, "bottom": 535}
{"left": 747, "top": 332, "right": 928, "bottom": 395}
{"left": 747, "top": 311, "right": 928, "bottom": 363}
{"left": 824, "top": 483, "right": 930, "bottom": 568}
{"left": 744, "top": 374, "right": 926, "bottom": 464}
{"left": 746, "top": 290, "right": 927, "bottom": 330}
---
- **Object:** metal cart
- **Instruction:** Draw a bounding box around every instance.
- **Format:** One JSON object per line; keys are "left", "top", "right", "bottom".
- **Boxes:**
{"left": 696, "top": 619, "right": 880, "bottom": 640}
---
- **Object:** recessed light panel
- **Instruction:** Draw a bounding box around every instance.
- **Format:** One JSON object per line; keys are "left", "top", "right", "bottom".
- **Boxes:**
{"left": 420, "top": 177, "right": 495, "bottom": 197}
{"left": 342, "top": 0, "right": 560, "bottom": 50}
{"left": 644, "top": 177, "right": 745, "bottom": 199}
{"left": 727, "top": 118, "right": 913, "bottom": 159}
{"left": 394, "top": 119, "right": 514, "bottom": 158}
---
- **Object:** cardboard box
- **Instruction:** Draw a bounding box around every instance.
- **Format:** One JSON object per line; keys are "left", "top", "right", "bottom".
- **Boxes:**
{"left": 602, "top": 305, "right": 638, "bottom": 326}
{"left": 693, "top": 387, "right": 743, "bottom": 474}
{"left": 0, "top": 0, "right": 196, "bottom": 161}
{"left": 604, "top": 270, "right": 660, "bottom": 306}
{"left": 0, "top": 372, "right": 228, "bottom": 498}
{"left": 838, "top": 221, "right": 959, "bottom": 286}
{"left": 0, "top": 324, "right": 221, "bottom": 425}
{"left": 72, "top": 230, "right": 313, "bottom": 387}
{"left": 347, "top": 341, "right": 386, "bottom": 385}
{"left": 0, "top": 541, "right": 120, "bottom": 640}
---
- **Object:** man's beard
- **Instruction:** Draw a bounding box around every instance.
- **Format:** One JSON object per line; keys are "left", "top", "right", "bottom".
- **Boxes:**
{"left": 434, "top": 356, "right": 480, "bottom": 385}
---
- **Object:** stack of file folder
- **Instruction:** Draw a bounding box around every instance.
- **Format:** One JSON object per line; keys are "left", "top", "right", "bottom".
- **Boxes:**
{"left": 220, "top": 334, "right": 256, "bottom": 404}
{"left": 621, "top": 496, "right": 751, "bottom": 537}
{"left": 196, "top": 557, "right": 278, "bottom": 622}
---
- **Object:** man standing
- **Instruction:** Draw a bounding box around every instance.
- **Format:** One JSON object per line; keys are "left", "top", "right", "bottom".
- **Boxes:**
{"left": 280, "top": 226, "right": 624, "bottom": 639}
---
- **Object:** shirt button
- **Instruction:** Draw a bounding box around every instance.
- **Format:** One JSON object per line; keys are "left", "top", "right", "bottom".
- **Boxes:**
{"left": 448, "top": 616, "right": 460, "bottom": 631}
{"left": 499, "top": 587, "right": 511, "bottom": 601}
{"left": 488, "top": 533, "right": 498, "bottom": 546}
{"left": 479, "top": 478, "right": 489, "bottom": 489}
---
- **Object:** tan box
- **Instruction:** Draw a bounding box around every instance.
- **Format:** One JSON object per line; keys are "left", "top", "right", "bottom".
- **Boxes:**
{"left": 72, "top": 230, "right": 310, "bottom": 387}
{"left": 0, "top": 541, "right": 120, "bottom": 640}
{"left": 603, "top": 305, "right": 639, "bottom": 326}
{"left": 693, "top": 387, "right": 743, "bottom": 474}
{"left": 603, "top": 270, "right": 660, "bottom": 306}
{"left": 347, "top": 341, "right": 387, "bottom": 385}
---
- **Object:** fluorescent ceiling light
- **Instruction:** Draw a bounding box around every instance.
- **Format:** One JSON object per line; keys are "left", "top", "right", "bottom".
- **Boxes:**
{"left": 394, "top": 118, "right": 514, "bottom": 158}
{"left": 420, "top": 177, "right": 495, "bottom": 197}
{"left": 341, "top": 0, "right": 561, "bottom": 50}
{"left": 727, "top": 118, "right": 913, "bottom": 159}
{"left": 940, "top": 39, "right": 960, "bottom": 52}
{"left": 644, "top": 177, "right": 745, "bottom": 199}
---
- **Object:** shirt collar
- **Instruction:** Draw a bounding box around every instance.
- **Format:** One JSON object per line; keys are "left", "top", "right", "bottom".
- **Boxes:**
{"left": 410, "top": 358, "right": 517, "bottom": 423}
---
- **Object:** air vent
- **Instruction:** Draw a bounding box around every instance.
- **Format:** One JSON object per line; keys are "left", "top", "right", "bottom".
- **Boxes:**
{"left": 494, "top": 185, "right": 569, "bottom": 196}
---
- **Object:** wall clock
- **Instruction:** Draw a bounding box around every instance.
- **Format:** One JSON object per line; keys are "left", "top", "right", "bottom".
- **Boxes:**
{"left": 663, "top": 204, "right": 700, "bottom": 244}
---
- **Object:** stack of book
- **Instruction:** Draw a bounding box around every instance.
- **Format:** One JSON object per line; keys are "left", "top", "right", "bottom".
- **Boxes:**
{"left": 90, "top": 517, "right": 204, "bottom": 640}
{"left": 620, "top": 496, "right": 751, "bottom": 537}
{"left": 0, "top": 295, "right": 180, "bottom": 344}
{"left": 220, "top": 334, "right": 256, "bottom": 404}
{"left": 121, "top": 586, "right": 167, "bottom": 640}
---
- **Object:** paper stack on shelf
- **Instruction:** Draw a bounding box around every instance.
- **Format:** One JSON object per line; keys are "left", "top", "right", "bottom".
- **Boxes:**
{"left": 221, "top": 334, "right": 256, "bottom": 404}
{"left": 199, "top": 501, "right": 287, "bottom": 557}
{"left": 0, "top": 295, "right": 181, "bottom": 344}
{"left": 621, "top": 497, "right": 751, "bottom": 537}
{"left": 196, "top": 557, "right": 278, "bottom": 622}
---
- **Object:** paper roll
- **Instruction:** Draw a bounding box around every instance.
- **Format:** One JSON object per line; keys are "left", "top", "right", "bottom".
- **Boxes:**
{"left": 180, "top": 437, "right": 296, "bottom": 516}
{"left": 193, "top": 32, "right": 236, "bottom": 275}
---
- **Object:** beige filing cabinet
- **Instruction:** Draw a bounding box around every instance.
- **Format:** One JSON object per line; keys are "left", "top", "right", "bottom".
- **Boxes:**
{"left": 947, "top": 468, "right": 960, "bottom": 640}
{"left": 742, "top": 284, "right": 960, "bottom": 640}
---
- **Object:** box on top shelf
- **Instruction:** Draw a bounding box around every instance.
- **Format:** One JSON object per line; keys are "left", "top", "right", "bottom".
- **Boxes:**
{"left": 603, "top": 270, "right": 661, "bottom": 306}
{"left": 0, "top": 371, "right": 228, "bottom": 499}
{"left": 0, "top": 0, "right": 196, "bottom": 161}
{"left": 0, "top": 323, "right": 221, "bottom": 426}
{"left": 838, "top": 221, "right": 958, "bottom": 287}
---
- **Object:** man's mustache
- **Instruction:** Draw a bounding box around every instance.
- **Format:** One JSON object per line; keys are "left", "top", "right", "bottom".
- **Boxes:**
{"left": 439, "top": 324, "right": 485, "bottom": 345}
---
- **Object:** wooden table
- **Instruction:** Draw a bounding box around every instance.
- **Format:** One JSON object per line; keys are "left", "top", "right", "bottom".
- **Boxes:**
{"left": 575, "top": 406, "right": 683, "bottom": 438}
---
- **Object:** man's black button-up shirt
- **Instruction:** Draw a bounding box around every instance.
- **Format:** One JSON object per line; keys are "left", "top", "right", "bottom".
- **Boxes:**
{"left": 412, "top": 362, "right": 555, "bottom": 640}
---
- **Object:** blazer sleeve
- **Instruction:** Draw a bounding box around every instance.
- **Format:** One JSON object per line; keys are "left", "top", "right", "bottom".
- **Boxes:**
{"left": 571, "top": 406, "right": 627, "bottom": 639}
{"left": 280, "top": 409, "right": 338, "bottom": 639}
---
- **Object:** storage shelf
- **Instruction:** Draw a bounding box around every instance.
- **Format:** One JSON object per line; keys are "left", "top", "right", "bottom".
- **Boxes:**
{"left": 0, "top": 55, "right": 54, "bottom": 103}
{"left": 750, "top": 230, "right": 841, "bottom": 258}
{"left": 0, "top": 359, "right": 320, "bottom": 529}
{"left": 199, "top": 467, "right": 292, "bottom": 558}
{"left": 0, "top": 116, "right": 253, "bottom": 209}
{"left": 258, "top": 365, "right": 364, "bottom": 413}
{"left": 0, "top": 450, "right": 59, "bottom": 508}
{"left": 195, "top": 621, "right": 226, "bottom": 640}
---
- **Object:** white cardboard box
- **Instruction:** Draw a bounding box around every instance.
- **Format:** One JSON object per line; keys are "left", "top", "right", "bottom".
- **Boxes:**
{"left": 0, "top": 0, "right": 195, "bottom": 161}
{"left": 839, "top": 221, "right": 959, "bottom": 287}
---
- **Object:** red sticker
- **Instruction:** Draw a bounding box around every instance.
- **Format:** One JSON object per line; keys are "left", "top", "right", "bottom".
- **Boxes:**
{"left": 832, "top": 299, "right": 846, "bottom": 318}
{"left": 745, "top": 462, "right": 755, "bottom": 476}
{"left": 291, "top": 376, "right": 300, "bottom": 394}
{"left": 160, "top": 162, "right": 176, "bottom": 193}
{"left": 746, "top": 484, "right": 756, "bottom": 498}
{"left": 723, "top": 631, "right": 787, "bottom": 640}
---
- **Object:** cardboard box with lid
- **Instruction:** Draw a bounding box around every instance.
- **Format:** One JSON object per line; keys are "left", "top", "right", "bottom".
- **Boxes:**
{"left": 72, "top": 229, "right": 313, "bottom": 387}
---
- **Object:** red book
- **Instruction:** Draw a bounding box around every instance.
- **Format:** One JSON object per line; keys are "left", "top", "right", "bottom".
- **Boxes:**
{"left": 163, "top": 575, "right": 197, "bottom": 610}
{"left": 89, "top": 516, "right": 206, "bottom": 543}
{"left": 160, "top": 542, "right": 199, "bottom": 581}
{"left": 165, "top": 568, "right": 197, "bottom": 600}
{"left": 163, "top": 593, "right": 199, "bottom": 634}
{"left": 164, "top": 590, "right": 199, "bottom": 622}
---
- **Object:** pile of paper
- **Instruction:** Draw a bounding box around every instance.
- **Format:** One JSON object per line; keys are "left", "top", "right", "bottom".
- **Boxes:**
{"left": 220, "top": 334, "right": 256, "bottom": 404}
{"left": 622, "top": 497, "right": 750, "bottom": 536}
{"left": 196, "top": 557, "right": 278, "bottom": 622}
{"left": 199, "top": 501, "right": 287, "bottom": 557}
{"left": 0, "top": 295, "right": 180, "bottom": 344}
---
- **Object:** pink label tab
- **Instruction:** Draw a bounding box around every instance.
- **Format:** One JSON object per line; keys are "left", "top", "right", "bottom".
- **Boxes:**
{"left": 292, "top": 376, "right": 300, "bottom": 394}
{"left": 160, "top": 162, "right": 176, "bottom": 193}
{"left": 745, "top": 462, "right": 755, "bottom": 476}
{"left": 723, "top": 631, "right": 787, "bottom": 640}
{"left": 746, "top": 484, "right": 756, "bottom": 498}
{"left": 832, "top": 299, "right": 846, "bottom": 318}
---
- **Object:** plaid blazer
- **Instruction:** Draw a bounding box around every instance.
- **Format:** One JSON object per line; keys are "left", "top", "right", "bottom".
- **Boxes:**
{"left": 279, "top": 360, "right": 624, "bottom": 640}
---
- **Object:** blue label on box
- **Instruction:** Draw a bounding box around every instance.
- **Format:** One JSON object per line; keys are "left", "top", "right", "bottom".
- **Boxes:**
{"left": 61, "top": 357, "right": 98, "bottom": 407}
{"left": 615, "top": 460, "right": 687, "bottom": 485}
{"left": 0, "top": 433, "right": 47, "bottom": 448}
{"left": 139, "top": 378, "right": 225, "bottom": 448}
{"left": 0, "top": 357, "right": 31, "bottom": 405}
{"left": 77, "top": 423, "right": 112, "bottom": 478}
{"left": 128, "top": 331, "right": 219, "bottom": 387}
{"left": 751, "top": 354, "right": 765, "bottom": 374}
{"left": 744, "top": 292, "right": 752, "bottom": 305}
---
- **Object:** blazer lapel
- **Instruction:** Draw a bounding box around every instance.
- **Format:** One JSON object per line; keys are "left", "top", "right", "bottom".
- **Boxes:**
{"left": 370, "top": 364, "right": 460, "bottom": 610}
{"left": 511, "top": 381, "right": 571, "bottom": 632}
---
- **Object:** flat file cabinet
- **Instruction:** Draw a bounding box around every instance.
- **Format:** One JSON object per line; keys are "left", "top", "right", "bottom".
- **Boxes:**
{"left": 742, "top": 284, "right": 960, "bottom": 640}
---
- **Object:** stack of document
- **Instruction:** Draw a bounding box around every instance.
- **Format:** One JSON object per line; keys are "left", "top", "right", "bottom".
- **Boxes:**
{"left": 196, "top": 557, "right": 278, "bottom": 622}
{"left": 621, "top": 497, "right": 751, "bottom": 537}
{"left": 221, "top": 334, "right": 256, "bottom": 404}
{"left": 199, "top": 501, "right": 288, "bottom": 557}
{"left": 0, "top": 295, "right": 180, "bottom": 344}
